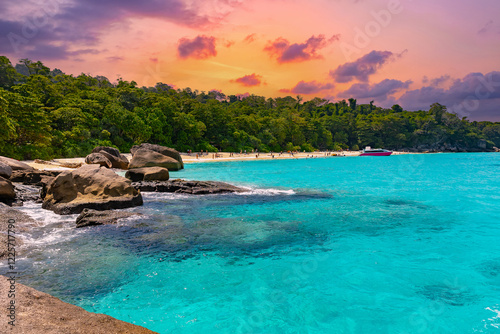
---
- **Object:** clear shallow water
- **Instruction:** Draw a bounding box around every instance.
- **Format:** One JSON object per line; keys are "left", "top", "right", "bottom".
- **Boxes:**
{"left": 4, "top": 153, "right": 500, "bottom": 333}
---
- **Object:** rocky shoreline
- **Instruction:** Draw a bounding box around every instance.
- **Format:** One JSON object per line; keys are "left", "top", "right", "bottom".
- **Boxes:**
{"left": 0, "top": 276, "right": 158, "bottom": 334}
{"left": 0, "top": 144, "right": 249, "bottom": 332}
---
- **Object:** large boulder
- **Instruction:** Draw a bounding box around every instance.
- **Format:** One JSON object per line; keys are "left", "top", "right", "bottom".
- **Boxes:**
{"left": 0, "top": 177, "right": 16, "bottom": 202}
{"left": 130, "top": 143, "right": 183, "bottom": 166}
{"left": 91, "top": 146, "right": 129, "bottom": 169}
{"left": 75, "top": 208, "right": 141, "bottom": 228}
{"left": 125, "top": 167, "right": 169, "bottom": 182}
{"left": 42, "top": 165, "right": 143, "bottom": 214}
{"left": 0, "top": 161, "right": 12, "bottom": 179}
{"left": 0, "top": 276, "right": 158, "bottom": 334}
{"left": 129, "top": 149, "right": 183, "bottom": 171}
{"left": 0, "top": 156, "right": 34, "bottom": 171}
{"left": 85, "top": 152, "right": 112, "bottom": 168}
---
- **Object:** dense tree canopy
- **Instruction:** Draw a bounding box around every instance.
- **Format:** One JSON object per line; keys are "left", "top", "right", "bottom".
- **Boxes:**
{"left": 0, "top": 57, "right": 498, "bottom": 159}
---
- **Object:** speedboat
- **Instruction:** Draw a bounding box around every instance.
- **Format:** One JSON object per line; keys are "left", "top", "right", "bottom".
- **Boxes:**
{"left": 359, "top": 147, "right": 392, "bottom": 156}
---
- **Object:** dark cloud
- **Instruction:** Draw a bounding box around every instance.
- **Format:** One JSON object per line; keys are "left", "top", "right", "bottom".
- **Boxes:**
{"left": 280, "top": 80, "right": 334, "bottom": 95}
{"left": 106, "top": 56, "right": 124, "bottom": 62}
{"left": 477, "top": 20, "right": 500, "bottom": 36}
{"left": 232, "top": 73, "right": 263, "bottom": 87}
{"left": 0, "top": 0, "right": 240, "bottom": 61}
{"left": 397, "top": 71, "right": 500, "bottom": 121}
{"left": 329, "top": 50, "right": 401, "bottom": 83}
{"left": 264, "top": 35, "right": 336, "bottom": 64}
{"left": 178, "top": 35, "right": 217, "bottom": 60}
{"left": 338, "top": 79, "right": 411, "bottom": 100}
{"left": 422, "top": 74, "right": 451, "bottom": 87}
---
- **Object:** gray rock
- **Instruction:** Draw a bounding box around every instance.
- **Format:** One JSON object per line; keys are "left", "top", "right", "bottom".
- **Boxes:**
{"left": 130, "top": 143, "right": 183, "bottom": 166}
{"left": 0, "top": 161, "right": 12, "bottom": 179}
{"left": 133, "top": 179, "right": 247, "bottom": 195}
{"left": 0, "top": 176, "right": 16, "bottom": 202}
{"left": 85, "top": 152, "right": 112, "bottom": 168}
{"left": 14, "top": 184, "right": 42, "bottom": 203}
{"left": 0, "top": 275, "right": 158, "bottom": 334}
{"left": 0, "top": 204, "right": 41, "bottom": 259}
{"left": 129, "top": 149, "right": 183, "bottom": 171}
{"left": 478, "top": 139, "right": 487, "bottom": 149}
{"left": 91, "top": 146, "right": 129, "bottom": 169}
{"left": 125, "top": 167, "right": 169, "bottom": 182}
{"left": 75, "top": 208, "right": 142, "bottom": 228}
{"left": 10, "top": 169, "right": 61, "bottom": 186}
{"left": 0, "top": 156, "right": 34, "bottom": 171}
{"left": 42, "top": 165, "right": 143, "bottom": 214}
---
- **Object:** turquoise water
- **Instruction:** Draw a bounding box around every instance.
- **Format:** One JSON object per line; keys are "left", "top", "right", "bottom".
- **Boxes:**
{"left": 7, "top": 153, "right": 500, "bottom": 333}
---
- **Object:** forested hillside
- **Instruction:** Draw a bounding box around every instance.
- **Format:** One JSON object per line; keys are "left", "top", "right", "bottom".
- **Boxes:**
{"left": 1, "top": 56, "right": 499, "bottom": 160}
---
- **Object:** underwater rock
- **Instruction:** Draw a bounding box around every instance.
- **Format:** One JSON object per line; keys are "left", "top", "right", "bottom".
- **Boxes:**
{"left": 75, "top": 208, "right": 142, "bottom": 228}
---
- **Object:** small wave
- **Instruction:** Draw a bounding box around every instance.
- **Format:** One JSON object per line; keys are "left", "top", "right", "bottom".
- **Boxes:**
{"left": 141, "top": 192, "right": 191, "bottom": 201}
{"left": 16, "top": 202, "right": 78, "bottom": 227}
{"left": 14, "top": 202, "right": 81, "bottom": 246}
{"left": 238, "top": 187, "right": 296, "bottom": 196}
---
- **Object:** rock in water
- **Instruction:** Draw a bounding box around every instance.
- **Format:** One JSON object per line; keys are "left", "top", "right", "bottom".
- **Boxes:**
{"left": 125, "top": 167, "right": 169, "bottom": 182}
{"left": 42, "top": 165, "right": 143, "bottom": 214}
{"left": 10, "top": 170, "right": 61, "bottom": 186}
{"left": 129, "top": 148, "right": 183, "bottom": 171}
{"left": 75, "top": 208, "right": 141, "bottom": 228}
{"left": 0, "top": 176, "right": 16, "bottom": 203}
{"left": 85, "top": 152, "right": 112, "bottom": 168}
{"left": 0, "top": 204, "right": 41, "bottom": 259}
{"left": 0, "top": 156, "right": 34, "bottom": 171}
{"left": 91, "top": 146, "right": 129, "bottom": 169}
{"left": 0, "top": 162, "right": 12, "bottom": 179}
{"left": 130, "top": 143, "right": 183, "bottom": 166}
{"left": 0, "top": 276, "right": 158, "bottom": 334}
{"left": 14, "top": 184, "right": 41, "bottom": 203}
{"left": 133, "top": 179, "right": 247, "bottom": 195}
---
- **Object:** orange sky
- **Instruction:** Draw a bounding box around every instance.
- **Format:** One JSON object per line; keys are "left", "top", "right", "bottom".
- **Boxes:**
{"left": 1, "top": 0, "right": 499, "bottom": 119}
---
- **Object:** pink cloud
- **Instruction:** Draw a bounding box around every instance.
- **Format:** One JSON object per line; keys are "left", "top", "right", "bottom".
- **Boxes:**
{"left": 224, "top": 40, "right": 235, "bottom": 48}
{"left": 232, "top": 73, "right": 263, "bottom": 87}
{"left": 178, "top": 35, "right": 217, "bottom": 60}
{"left": 237, "top": 92, "right": 250, "bottom": 100}
{"left": 264, "top": 34, "right": 337, "bottom": 64}
{"left": 244, "top": 33, "right": 257, "bottom": 44}
{"left": 280, "top": 80, "right": 334, "bottom": 94}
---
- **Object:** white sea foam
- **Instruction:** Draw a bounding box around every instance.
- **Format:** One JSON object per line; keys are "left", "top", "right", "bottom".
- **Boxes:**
{"left": 141, "top": 187, "right": 296, "bottom": 199}
{"left": 15, "top": 202, "right": 81, "bottom": 246}
{"left": 237, "top": 187, "right": 296, "bottom": 196}
{"left": 141, "top": 192, "right": 191, "bottom": 201}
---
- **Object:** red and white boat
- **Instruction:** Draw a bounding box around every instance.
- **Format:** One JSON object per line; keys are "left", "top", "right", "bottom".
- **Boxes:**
{"left": 359, "top": 147, "right": 392, "bottom": 156}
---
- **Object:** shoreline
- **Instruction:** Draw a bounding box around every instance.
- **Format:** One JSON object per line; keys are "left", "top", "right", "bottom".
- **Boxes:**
{"left": 23, "top": 150, "right": 414, "bottom": 170}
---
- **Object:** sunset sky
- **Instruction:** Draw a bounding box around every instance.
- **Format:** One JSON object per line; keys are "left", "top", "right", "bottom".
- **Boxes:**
{"left": 1, "top": 0, "right": 499, "bottom": 120}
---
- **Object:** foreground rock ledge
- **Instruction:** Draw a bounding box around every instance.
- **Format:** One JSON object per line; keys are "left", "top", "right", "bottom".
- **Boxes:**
{"left": 0, "top": 276, "right": 158, "bottom": 334}
{"left": 133, "top": 179, "right": 247, "bottom": 195}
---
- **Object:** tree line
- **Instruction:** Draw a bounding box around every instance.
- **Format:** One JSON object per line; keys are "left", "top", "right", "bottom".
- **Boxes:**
{"left": 1, "top": 56, "right": 499, "bottom": 160}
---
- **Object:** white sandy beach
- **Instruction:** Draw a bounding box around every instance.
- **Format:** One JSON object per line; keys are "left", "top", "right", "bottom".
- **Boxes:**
{"left": 23, "top": 151, "right": 413, "bottom": 170}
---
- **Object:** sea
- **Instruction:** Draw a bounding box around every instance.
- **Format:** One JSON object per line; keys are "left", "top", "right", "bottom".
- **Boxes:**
{"left": 4, "top": 153, "right": 500, "bottom": 333}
